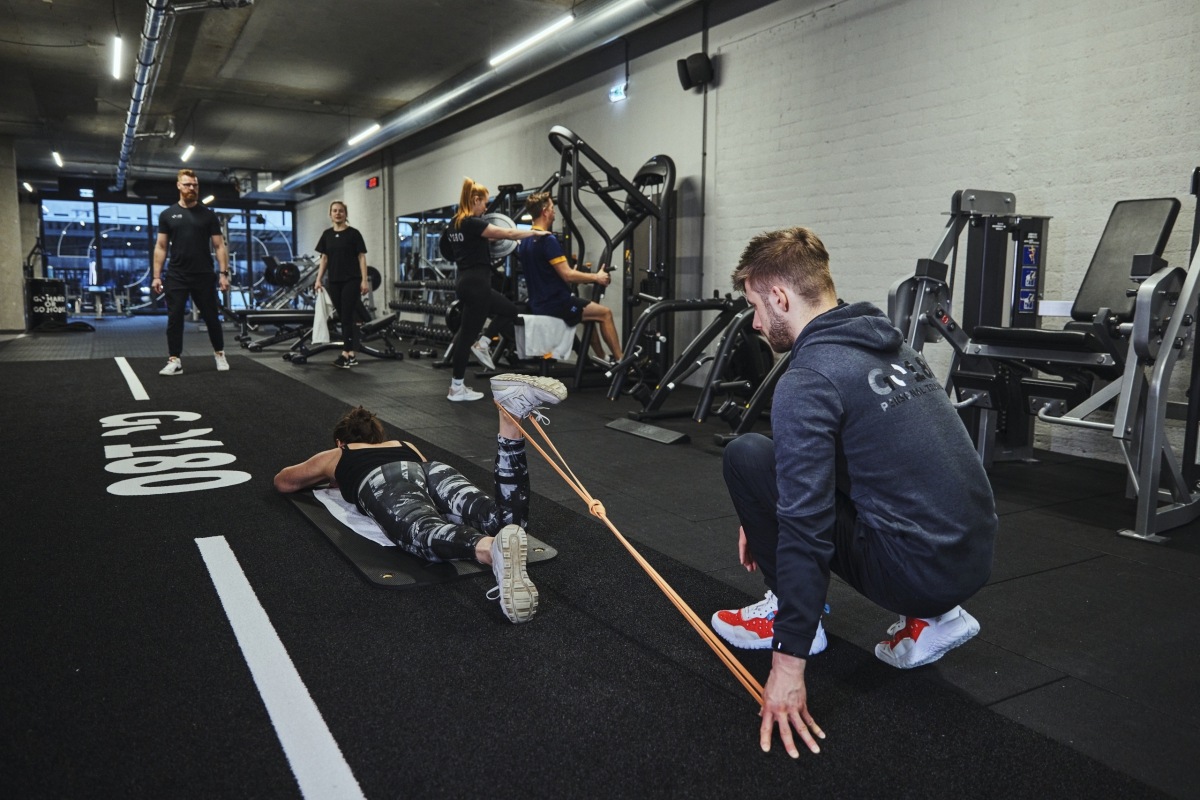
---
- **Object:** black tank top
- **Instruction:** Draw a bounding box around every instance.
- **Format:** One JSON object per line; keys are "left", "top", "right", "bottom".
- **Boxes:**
{"left": 335, "top": 443, "right": 423, "bottom": 505}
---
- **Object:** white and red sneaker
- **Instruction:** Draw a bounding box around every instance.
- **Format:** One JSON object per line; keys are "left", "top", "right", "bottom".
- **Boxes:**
{"left": 874, "top": 606, "right": 980, "bottom": 669}
{"left": 710, "top": 590, "right": 827, "bottom": 655}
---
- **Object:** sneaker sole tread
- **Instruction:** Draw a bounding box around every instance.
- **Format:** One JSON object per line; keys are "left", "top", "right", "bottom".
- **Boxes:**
{"left": 490, "top": 374, "right": 568, "bottom": 401}
{"left": 498, "top": 527, "right": 538, "bottom": 623}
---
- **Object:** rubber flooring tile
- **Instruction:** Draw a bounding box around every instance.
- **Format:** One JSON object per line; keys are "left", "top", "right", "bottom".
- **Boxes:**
{"left": 969, "top": 555, "right": 1200, "bottom": 727}
{"left": 993, "top": 678, "right": 1200, "bottom": 800}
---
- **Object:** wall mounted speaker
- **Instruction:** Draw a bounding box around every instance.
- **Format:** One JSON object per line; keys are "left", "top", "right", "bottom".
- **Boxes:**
{"left": 676, "top": 52, "right": 714, "bottom": 90}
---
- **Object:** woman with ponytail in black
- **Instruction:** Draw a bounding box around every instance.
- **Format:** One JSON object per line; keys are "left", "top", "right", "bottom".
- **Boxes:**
{"left": 445, "top": 178, "right": 548, "bottom": 401}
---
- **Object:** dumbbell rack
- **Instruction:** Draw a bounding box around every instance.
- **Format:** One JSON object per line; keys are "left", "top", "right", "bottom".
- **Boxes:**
{"left": 389, "top": 280, "right": 456, "bottom": 346}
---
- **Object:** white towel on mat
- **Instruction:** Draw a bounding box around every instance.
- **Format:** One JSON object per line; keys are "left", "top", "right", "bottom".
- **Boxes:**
{"left": 312, "top": 488, "right": 394, "bottom": 547}
{"left": 516, "top": 314, "right": 575, "bottom": 360}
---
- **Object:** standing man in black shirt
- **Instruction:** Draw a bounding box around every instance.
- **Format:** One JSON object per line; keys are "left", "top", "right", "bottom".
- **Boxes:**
{"left": 152, "top": 168, "right": 231, "bottom": 375}
{"left": 313, "top": 200, "right": 369, "bottom": 368}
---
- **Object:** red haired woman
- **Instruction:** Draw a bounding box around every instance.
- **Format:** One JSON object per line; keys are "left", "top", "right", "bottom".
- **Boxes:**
{"left": 444, "top": 178, "right": 548, "bottom": 401}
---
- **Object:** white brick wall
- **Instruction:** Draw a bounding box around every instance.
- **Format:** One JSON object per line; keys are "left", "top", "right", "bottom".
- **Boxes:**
{"left": 706, "top": 0, "right": 1199, "bottom": 460}
{"left": 296, "top": 0, "right": 1199, "bottom": 459}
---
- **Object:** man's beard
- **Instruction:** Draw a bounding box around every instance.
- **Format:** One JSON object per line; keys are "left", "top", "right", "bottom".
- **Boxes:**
{"left": 761, "top": 302, "right": 795, "bottom": 352}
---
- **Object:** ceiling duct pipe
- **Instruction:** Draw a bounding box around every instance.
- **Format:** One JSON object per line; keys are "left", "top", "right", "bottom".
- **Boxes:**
{"left": 280, "top": 0, "right": 698, "bottom": 191}
{"left": 113, "top": 0, "right": 254, "bottom": 191}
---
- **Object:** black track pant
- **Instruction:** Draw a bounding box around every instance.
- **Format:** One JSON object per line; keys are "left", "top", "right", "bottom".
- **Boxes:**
{"left": 451, "top": 266, "right": 518, "bottom": 380}
{"left": 326, "top": 279, "right": 361, "bottom": 352}
{"left": 722, "top": 433, "right": 957, "bottom": 620}
{"left": 165, "top": 271, "right": 224, "bottom": 357}
{"left": 356, "top": 436, "right": 529, "bottom": 562}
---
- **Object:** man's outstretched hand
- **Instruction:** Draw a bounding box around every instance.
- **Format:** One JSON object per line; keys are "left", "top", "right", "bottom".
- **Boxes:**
{"left": 760, "top": 651, "right": 825, "bottom": 757}
{"left": 738, "top": 526, "right": 757, "bottom": 572}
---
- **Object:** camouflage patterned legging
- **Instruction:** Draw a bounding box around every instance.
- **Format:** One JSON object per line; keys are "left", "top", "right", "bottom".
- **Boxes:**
{"left": 355, "top": 436, "right": 529, "bottom": 562}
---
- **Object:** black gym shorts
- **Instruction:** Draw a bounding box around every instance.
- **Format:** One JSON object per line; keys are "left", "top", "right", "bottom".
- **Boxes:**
{"left": 540, "top": 296, "right": 587, "bottom": 327}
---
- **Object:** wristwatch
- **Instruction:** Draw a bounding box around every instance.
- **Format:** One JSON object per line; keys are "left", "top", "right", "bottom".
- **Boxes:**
{"left": 220, "top": 271, "right": 230, "bottom": 277}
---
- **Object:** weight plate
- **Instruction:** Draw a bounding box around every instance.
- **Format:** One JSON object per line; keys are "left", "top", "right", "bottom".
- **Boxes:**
{"left": 483, "top": 212, "right": 518, "bottom": 261}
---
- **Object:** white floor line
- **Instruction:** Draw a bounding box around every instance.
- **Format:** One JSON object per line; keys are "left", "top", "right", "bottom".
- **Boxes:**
{"left": 196, "top": 536, "right": 366, "bottom": 800}
{"left": 114, "top": 357, "right": 149, "bottom": 401}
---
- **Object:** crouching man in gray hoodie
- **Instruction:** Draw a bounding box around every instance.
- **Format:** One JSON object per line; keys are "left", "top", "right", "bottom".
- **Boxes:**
{"left": 711, "top": 227, "right": 996, "bottom": 758}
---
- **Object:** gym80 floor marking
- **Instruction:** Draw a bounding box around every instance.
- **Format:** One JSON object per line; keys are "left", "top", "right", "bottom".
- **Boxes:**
{"left": 101, "top": 410, "right": 251, "bottom": 496}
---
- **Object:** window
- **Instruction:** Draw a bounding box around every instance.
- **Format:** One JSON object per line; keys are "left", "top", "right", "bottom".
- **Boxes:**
{"left": 42, "top": 200, "right": 97, "bottom": 294}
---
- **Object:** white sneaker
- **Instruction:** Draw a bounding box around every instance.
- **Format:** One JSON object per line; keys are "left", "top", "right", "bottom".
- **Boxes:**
{"left": 159, "top": 357, "right": 183, "bottom": 376}
{"left": 490, "top": 373, "right": 567, "bottom": 420}
{"left": 447, "top": 383, "right": 485, "bottom": 402}
{"left": 214, "top": 351, "right": 230, "bottom": 371}
{"left": 874, "top": 606, "right": 980, "bottom": 669}
{"left": 471, "top": 338, "right": 496, "bottom": 370}
{"left": 488, "top": 524, "right": 538, "bottom": 623}
{"left": 710, "top": 590, "right": 827, "bottom": 655}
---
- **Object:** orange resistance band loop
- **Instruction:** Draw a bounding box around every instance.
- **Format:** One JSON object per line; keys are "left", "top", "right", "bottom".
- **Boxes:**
{"left": 499, "top": 404, "right": 765, "bottom": 706}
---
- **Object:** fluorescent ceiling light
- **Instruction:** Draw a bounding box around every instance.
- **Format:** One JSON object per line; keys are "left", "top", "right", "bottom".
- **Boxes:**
{"left": 264, "top": 180, "right": 281, "bottom": 192}
{"left": 201, "top": 195, "right": 215, "bottom": 204}
{"left": 347, "top": 123, "right": 380, "bottom": 146}
{"left": 22, "top": 182, "right": 34, "bottom": 193}
{"left": 489, "top": 14, "right": 573, "bottom": 67}
{"left": 181, "top": 144, "right": 195, "bottom": 162}
{"left": 52, "top": 151, "right": 63, "bottom": 167}
{"left": 112, "top": 36, "right": 122, "bottom": 79}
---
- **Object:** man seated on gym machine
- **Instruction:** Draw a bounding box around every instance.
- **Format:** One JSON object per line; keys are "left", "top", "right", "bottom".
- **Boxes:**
{"left": 273, "top": 373, "right": 567, "bottom": 623}
{"left": 710, "top": 227, "right": 996, "bottom": 757}
{"left": 517, "top": 192, "right": 623, "bottom": 362}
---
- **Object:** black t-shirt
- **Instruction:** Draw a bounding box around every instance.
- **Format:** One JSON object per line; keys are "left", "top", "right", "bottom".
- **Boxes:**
{"left": 447, "top": 216, "right": 491, "bottom": 270}
{"left": 315, "top": 226, "right": 368, "bottom": 281}
{"left": 157, "top": 203, "right": 221, "bottom": 274}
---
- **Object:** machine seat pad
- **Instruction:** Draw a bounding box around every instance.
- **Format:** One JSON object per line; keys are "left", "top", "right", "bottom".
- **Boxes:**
{"left": 971, "top": 325, "right": 1107, "bottom": 353}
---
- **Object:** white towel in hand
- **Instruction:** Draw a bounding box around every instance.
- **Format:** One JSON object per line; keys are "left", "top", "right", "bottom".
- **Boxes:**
{"left": 311, "top": 288, "right": 332, "bottom": 345}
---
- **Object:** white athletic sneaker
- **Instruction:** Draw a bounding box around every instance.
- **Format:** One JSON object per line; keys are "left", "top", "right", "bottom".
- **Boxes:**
{"left": 471, "top": 337, "right": 496, "bottom": 370}
{"left": 447, "top": 383, "right": 485, "bottom": 402}
{"left": 710, "top": 590, "right": 828, "bottom": 655}
{"left": 489, "top": 524, "right": 538, "bottom": 623}
{"left": 874, "top": 606, "right": 980, "bottom": 669}
{"left": 490, "top": 373, "right": 567, "bottom": 421}
{"left": 214, "top": 351, "right": 230, "bottom": 371}
{"left": 159, "top": 357, "right": 183, "bottom": 376}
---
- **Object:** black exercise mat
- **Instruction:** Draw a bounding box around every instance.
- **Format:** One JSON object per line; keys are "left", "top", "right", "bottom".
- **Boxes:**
{"left": 288, "top": 490, "right": 557, "bottom": 588}
{"left": 0, "top": 356, "right": 1166, "bottom": 799}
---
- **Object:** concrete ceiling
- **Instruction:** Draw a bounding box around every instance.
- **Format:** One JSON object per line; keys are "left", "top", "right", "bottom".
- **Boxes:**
{"left": 2, "top": 0, "right": 575, "bottom": 183}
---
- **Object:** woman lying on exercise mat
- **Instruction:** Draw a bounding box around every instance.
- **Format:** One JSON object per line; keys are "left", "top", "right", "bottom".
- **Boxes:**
{"left": 273, "top": 373, "right": 567, "bottom": 623}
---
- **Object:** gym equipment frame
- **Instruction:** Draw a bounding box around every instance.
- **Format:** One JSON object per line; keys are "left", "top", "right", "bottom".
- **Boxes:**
{"left": 892, "top": 190, "right": 1198, "bottom": 543}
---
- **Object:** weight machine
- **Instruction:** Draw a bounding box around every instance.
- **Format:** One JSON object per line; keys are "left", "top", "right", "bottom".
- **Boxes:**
{"left": 549, "top": 126, "right": 677, "bottom": 389}
{"left": 891, "top": 185, "right": 1200, "bottom": 543}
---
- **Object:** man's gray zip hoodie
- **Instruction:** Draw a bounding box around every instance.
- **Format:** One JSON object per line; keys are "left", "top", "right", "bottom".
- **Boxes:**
{"left": 770, "top": 301, "right": 996, "bottom": 657}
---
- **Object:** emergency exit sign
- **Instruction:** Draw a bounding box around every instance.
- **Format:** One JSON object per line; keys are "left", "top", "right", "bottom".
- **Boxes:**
{"left": 365, "top": 176, "right": 380, "bottom": 189}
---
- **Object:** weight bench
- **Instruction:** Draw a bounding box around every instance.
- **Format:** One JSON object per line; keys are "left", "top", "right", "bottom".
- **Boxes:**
{"left": 234, "top": 309, "right": 315, "bottom": 351}
{"left": 894, "top": 196, "right": 1200, "bottom": 543}
{"left": 288, "top": 488, "right": 557, "bottom": 588}
{"left": 285, "top": 313, "right": 403, "bottom": 364}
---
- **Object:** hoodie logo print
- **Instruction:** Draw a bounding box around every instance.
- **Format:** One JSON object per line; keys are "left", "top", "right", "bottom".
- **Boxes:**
{"left": 869, "top": 356, "right": 938, "bottom": 410}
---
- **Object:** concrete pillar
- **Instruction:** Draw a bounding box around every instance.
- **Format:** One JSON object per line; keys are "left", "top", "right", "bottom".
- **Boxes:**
{"left": 0, "top": 137, "right": 25, "bottom": 331}
{"left": 19, "top": 193, "right": 41, "bottom": 278}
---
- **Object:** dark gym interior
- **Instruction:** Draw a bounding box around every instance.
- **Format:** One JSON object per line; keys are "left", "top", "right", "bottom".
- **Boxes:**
{"left": 2, "top": 1, "right": 1197, "bottom": 798}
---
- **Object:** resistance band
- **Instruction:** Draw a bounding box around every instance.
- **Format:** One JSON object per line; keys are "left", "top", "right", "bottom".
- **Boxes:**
{"left": 499, "top": 404, "right": 765, "bottom": 705}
